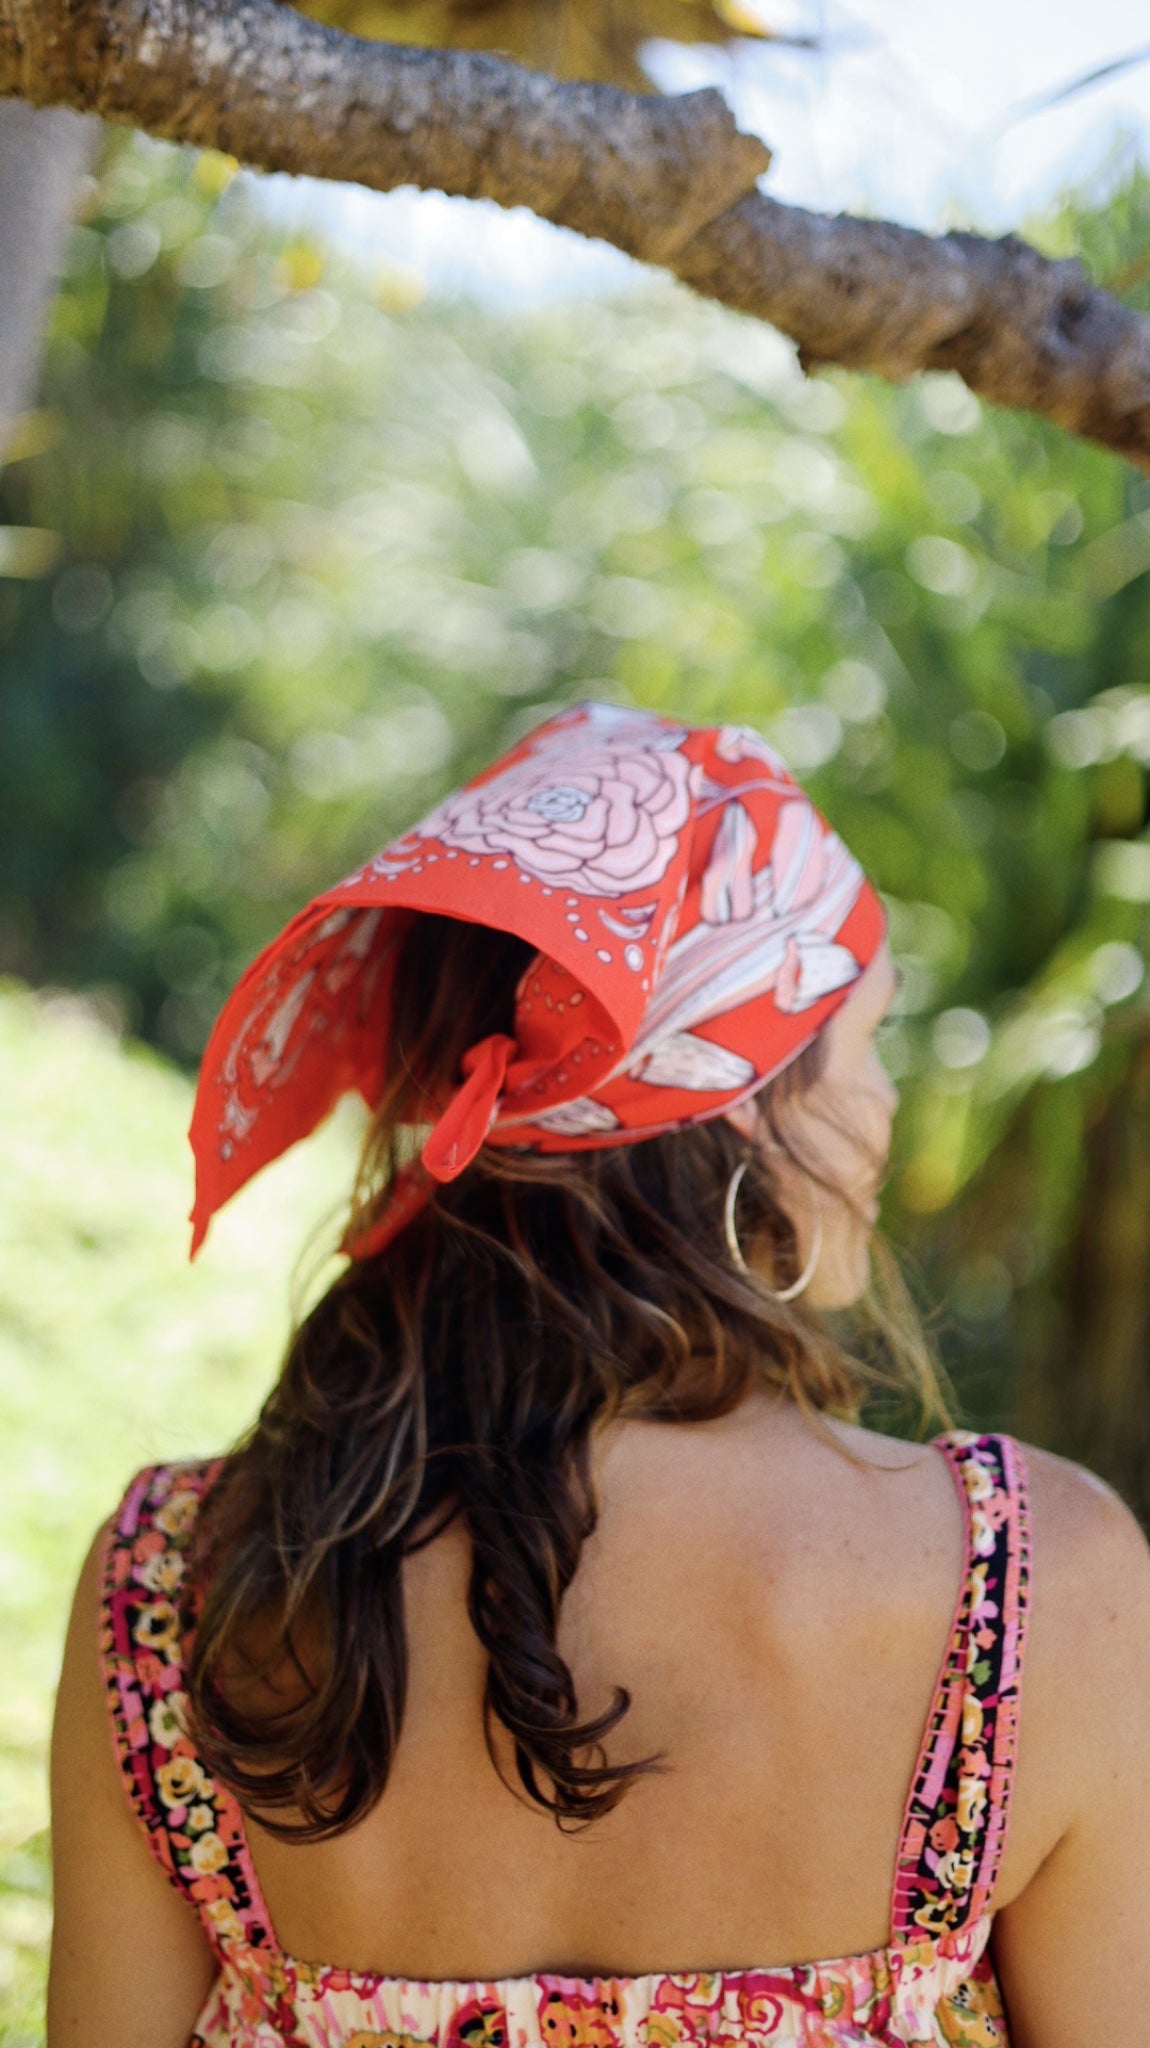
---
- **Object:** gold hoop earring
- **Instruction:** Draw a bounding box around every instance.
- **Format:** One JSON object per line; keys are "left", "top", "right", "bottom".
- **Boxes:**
{"left": 724, "top": 1159, "right": 823, "bottom": 1302}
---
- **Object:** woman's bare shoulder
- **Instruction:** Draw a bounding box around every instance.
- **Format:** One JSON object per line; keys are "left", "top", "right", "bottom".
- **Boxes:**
{"left": 1012, "top": 1436, "right": 1150, "bottom": 1633}
{"left": 992, "top": 1449, "right": 1150, "bottom": 2034}
{"left": 828, "top": 1413, "right": 1150, "bottom": 1572}
{"left": 813, "top": 1411, "right": 946, "bottom": 1470}
{"left": 1017, "top": 1439, "right": 1150, "bottom": 1676}
{"left": 1022, "top": 1435, "right": 1144, "bottom": 1510}
{"left": 988, "top": 1438, "right": 1150, "bottom": 1901}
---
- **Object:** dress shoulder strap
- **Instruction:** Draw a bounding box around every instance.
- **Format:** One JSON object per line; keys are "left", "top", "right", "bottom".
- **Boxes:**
{"left": 890, "top": 1430, "right": 1031, "bottom": 1948}
{"left": 100, "top": 1461, "right": 277, "bottom": 1966}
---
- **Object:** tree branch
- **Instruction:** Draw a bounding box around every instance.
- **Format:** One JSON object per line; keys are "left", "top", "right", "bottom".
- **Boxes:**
{"left": 2, "top": 0, "right": 769, "bottom": 262}
{"left": 5, "top": 0, "right": 1150, "bottom": 470}
{"left": 678, "top": 201, "right": 1150, "bottom": 467}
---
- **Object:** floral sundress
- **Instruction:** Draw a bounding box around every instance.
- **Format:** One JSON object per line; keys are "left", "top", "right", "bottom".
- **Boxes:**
{"left": 99, "top": 1430, "right": 1030, "bottom": 2047}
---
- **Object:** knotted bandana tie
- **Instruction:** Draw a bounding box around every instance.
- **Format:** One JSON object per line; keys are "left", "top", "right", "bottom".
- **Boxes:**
{"left": 189, "top": 702, "right": 886, "bottom": 1260}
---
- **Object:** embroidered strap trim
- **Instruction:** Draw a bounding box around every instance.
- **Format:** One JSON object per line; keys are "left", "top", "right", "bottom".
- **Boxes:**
{"left": 890, "top": 1431, "right": 1031, "bottom": 1946}
{"left": 100, "top": 1461, "right": 278, "bottom": 1966}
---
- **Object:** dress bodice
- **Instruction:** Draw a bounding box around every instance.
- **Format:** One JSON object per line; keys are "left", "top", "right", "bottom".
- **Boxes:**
{"left": 99, "top": 1431, "right": 1030, "bottom": 2047}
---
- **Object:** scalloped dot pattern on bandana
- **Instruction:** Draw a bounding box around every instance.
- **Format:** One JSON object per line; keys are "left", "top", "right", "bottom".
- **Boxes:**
{"left": 188, "top": 702, "right": 887, "bottom": 1259}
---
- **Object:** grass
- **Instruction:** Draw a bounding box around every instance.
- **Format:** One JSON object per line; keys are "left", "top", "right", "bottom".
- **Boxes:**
{"left": 0, "top": 979, "right": 361, "bottom": 2040}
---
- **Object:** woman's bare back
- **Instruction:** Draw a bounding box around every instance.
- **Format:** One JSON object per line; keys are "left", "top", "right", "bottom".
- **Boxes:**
{"left": 246, "top": 1393, "right": 1075, "bottom": 1980}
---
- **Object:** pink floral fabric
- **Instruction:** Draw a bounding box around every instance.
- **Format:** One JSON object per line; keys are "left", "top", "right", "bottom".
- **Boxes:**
{"left": 100, "top": 1432, "right": 1030, "bottom": 2048}
{"left": 414, "top": 725, "right": 694, "bottom": 896}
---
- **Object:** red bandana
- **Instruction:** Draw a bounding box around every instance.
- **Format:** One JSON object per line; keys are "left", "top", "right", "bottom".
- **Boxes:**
{"left": 189, "top": 703, "right": 886, "bottom": 1259}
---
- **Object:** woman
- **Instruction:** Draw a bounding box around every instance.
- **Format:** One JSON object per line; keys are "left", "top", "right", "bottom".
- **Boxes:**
{"left": 49, "top": 703, "right": 1150, "bottom": 2048}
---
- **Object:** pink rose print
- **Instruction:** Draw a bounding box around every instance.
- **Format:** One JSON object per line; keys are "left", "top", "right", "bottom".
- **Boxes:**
{"left": 416, "top": 736, "right": 692, "bottom": 897}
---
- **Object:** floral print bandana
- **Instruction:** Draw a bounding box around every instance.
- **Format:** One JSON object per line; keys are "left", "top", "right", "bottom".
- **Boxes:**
{"left": 189, "top": 702, "right": 886, "bottom": 1258}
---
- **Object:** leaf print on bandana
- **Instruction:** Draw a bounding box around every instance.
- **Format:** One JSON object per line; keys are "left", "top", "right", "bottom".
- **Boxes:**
{"left": 621, "top": 830, "right": 865, "bottom": 1071}
{"left": 775, "top": 935, "right": 860, "bottom": 1013}
{"left": 532, "top": 1097, "right": 623, "bottom": 1137}
{"left": 713, "top": 724, "right": 791, "bottom": 775}
{"left": 699, "top": 802, "right": 757, "bottom": 925}
{"left": 628, "top": 1033, "right": 756, "bottom": 1092}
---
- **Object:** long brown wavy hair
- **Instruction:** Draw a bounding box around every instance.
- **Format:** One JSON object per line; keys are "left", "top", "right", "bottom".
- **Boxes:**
{"left": 187, "top": 913, "right": 951, "bottom": 1840}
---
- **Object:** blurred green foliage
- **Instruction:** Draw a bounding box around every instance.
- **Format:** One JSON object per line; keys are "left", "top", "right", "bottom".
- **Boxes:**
{"left": 0, "top": 1831, "right": 50, "bottom": 2048}
{"left": 5, "top": 126, "right": 1150, "bottom": 2039}
{"left": 9, "top": 135, "right": 1150, "bottom": 1095}
{"left": 0, "top": 977, "right": 362, "bottom": 2032}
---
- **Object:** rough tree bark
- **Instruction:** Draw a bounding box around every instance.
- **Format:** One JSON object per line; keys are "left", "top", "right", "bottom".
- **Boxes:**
{"left": 5, "top": 0, "right": 1150, "bottom": 469}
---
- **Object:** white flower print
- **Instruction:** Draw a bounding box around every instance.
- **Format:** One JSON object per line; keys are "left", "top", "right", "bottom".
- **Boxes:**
{"left": 189, "top": 1829, "right": 229, "bottom": 1876}
{"left": 138, "top": 1547, "right": 186, "bottom": 1595}
{"left": 148, "top": 1691, "right": 189, "bottom": 1749}
{"left": 203, "top": 1897, "right": 246, "bottom": 1945}
{"left": 133, "top": 1600, "right": 180, "bottom": 1656}
{"left": 154, "top": 1488, "right": 200, "bottom": 1539}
